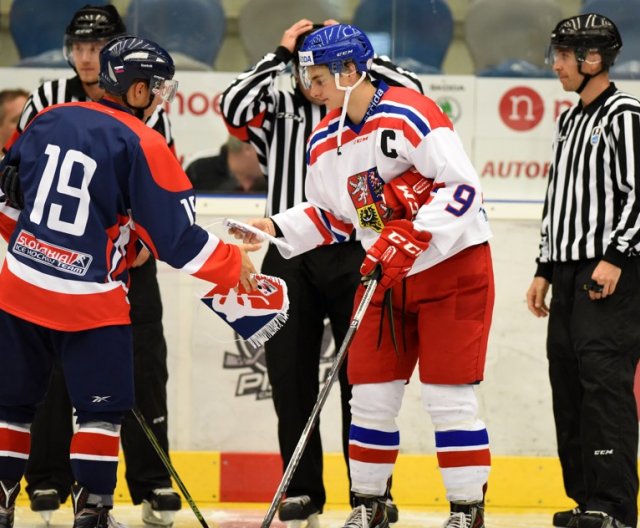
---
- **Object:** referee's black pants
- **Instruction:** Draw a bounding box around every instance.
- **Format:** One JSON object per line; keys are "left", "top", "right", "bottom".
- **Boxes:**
{"left": 548, "top": 258, "right": 640, "bottom": 527}
{"left": 262, "top": 242, "right": 364, "bottom": 511}
{"left": 25, "top": 258, "right": 173, "bottom": 505}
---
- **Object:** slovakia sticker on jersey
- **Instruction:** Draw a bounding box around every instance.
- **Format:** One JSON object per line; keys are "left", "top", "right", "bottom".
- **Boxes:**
{"left": 13, "top": 230, "right": 92, "bottom": 276}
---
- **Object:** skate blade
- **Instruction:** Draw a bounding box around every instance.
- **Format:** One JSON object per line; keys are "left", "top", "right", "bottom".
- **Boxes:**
{"left": 142, "top": 501, "right": 176, "bottom": 527}
{"left": 38, "top": 510, "right": 54, "bottom": 525}
{"left": 286, "top": 513, "right": 320, "bottom": 528}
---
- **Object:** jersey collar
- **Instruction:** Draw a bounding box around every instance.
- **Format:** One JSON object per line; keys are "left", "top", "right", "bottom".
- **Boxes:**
{"left": 98, "top": 98, "right": 135, "bottom": 115}
{"left": 578, "top": 82, "right": 617, "bottom": 115}
{"left": 344, "top": 79, "right": 389, "bottom": 134}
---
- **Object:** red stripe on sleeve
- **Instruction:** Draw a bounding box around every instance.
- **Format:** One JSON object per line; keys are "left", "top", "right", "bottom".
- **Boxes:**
{"left": 304, "top": 208, "right": 334, "bottom": 245}
{"left": 326, "top": 213, "right": 354, "bottom": 235}
{"left": 191, "top": 241, "right": 242, "bottom": 288}
{"left": 437, "top": 449, "right": 491, "bottom": 468}
{"left": 224, "top": 111, "right": 266, "bottom": 142}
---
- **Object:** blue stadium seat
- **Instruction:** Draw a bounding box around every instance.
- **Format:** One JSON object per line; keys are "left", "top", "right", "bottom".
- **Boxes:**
{"left": 351, "top": 0, "right": 453, "bottom": 73}
{"left": 10, "top": 0, "right": 89, "bottom": 66}
{"left": 126, "top": 0, "right": 226, "bottom": 69}
{"left": 464, "top": 0, "right": 561, "bottom": 77}
{"left": 238, "top": 0, "right": 339, "bottom": 67}
{"left": 580, "top": 0, "right": 640, "bottom": 79}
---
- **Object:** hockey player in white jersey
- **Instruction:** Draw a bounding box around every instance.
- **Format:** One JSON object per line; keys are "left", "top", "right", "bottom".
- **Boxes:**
{"left": 231, "top": 24, "right": 495, "bottom": 528}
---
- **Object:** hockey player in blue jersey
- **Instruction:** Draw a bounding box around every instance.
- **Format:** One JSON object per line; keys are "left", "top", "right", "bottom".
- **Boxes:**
{"left": 8, "top": 6, "right": 184, "bottom": 526}
{"left": 0, "top": 36, "right": 258, "bottom": 528}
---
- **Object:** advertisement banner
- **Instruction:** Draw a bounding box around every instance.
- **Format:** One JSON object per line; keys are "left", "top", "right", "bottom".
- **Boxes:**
{"left": 0, "top": 68, "right": 240, "bottom": 167}
{"left": 474, "top": 78, "right": 577, "bottom": 211}
{"left": 419, "top": 74, "right": 475, "bottom": 154}
{"left": 474, "top": 77, "right": 640, "bottom": 218}
{"left": 3, "top": 68, "right": 639, "bottom": 219}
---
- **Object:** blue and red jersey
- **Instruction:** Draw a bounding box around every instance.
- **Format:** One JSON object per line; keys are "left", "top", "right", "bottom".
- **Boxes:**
{"left": 0, "top": 99, "right": 240, "bottom": 331}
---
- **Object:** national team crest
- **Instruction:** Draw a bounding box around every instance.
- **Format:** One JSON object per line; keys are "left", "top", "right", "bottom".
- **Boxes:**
{"left": 201, "top": 274, "right": 289, "bottom": 348}
{"left": 347, "top": 167, "right": 388, "bottom": 233}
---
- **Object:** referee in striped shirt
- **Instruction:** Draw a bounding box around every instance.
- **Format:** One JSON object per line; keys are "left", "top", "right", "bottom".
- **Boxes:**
{"left": 222, "top": 19, "right": 422, "bottom": 526}
{"left": 527, "top": 14, "right": 640, "bottom": 528}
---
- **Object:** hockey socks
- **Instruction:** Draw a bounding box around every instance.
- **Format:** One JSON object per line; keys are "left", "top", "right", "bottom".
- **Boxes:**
{"left": 70, "top": 422, "right": 120, "bottom": 495}
{"left": 0, "top": 421, "right": 30, "bottom": 482}
{"left": 348, "top": 421, "right": 399, "bottom": 496}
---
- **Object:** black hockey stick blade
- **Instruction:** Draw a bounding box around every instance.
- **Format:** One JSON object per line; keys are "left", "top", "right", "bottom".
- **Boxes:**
{"left": 131, "top": 407, "right": 210, "bottom": 528}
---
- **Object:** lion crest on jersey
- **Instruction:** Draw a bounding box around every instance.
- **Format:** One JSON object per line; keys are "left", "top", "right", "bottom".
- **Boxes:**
{"left": 347, "top": 167, "right": 389, "bottom": 233}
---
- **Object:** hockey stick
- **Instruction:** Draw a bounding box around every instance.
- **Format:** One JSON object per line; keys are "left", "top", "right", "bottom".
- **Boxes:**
{"left": 131, "top": 407, "right": 210, "bottom": 528}
{"left": 261, "top": 268, "right": 381, "bottom": 528}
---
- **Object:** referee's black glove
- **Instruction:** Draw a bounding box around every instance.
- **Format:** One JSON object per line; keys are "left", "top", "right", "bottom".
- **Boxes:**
{"left": 0, "top": 165, "right": 24, "bottom": 209}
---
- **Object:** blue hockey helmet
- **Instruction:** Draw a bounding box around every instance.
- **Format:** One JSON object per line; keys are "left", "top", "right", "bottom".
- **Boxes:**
{"left": 297, "top": 24, "right": 374, "bottom": 88}
{"left": 99, "top": 36, "right": 178, "bottom": 102}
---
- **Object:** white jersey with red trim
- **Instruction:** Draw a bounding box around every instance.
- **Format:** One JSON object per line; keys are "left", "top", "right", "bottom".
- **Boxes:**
{"left": 271, "top": 81, "right": 492, "bottom": 274}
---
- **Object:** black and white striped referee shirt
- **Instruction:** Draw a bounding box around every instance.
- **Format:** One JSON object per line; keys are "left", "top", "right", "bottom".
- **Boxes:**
{"left": 537, "top": 83, "right": 640, "bottom": 278}
{"left": 221, "top": 47, "right": 423, "bottom": 216}
{"left": 15, "top": 75, "right": 173, "bottom": 148}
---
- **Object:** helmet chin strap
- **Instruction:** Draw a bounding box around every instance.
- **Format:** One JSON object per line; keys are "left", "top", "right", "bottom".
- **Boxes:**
{"left": 575, "top": 59, "right": 605, "bottom": 94}
{"left": 335, "top": 71, "right": 366, "bottom": 155}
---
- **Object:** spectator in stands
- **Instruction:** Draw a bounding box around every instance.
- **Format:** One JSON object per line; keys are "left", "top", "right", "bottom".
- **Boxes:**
{"left": 0, "top": 89, "right": 28, "bottom": 152}
{"left": 184, "top": 135, "right": 266, "bottom": 193}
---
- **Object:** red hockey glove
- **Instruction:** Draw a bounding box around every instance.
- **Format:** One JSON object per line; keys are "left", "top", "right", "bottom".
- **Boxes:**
{"left": 382, "top": 167, "right": 433, "bottom": 221}
{"left": 360, "top": 219, "right": 431, "bottom": 291}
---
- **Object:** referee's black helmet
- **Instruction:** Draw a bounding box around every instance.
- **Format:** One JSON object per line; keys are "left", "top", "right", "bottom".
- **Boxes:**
{"left": 549, "top": 13, "right": 622, "bottom": 68}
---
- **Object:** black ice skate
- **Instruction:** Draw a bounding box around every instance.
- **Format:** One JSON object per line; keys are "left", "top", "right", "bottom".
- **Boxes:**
{"left": 341, "top": 494, "right": 388, "bottom": 528}
{"left": 0, "top": 481, "right": 19, "bottom": 528}
{"left": 278, "top": 495, "right": 320, "bottom": 528}
{"left": 385, "top": 499, "right": 399, "bottom": 524}
{"left": 141, "top": 488, "right": 182, "bottom": 527}
{"left": 553, "top": 507, "right": 583, "bottom": 527}
{"left": 442, "top": 500, "right": 485, "bottom": 528}
{"left": 71, "top": 485, "right": 125, "bottom": 528}
{"left": 30, "top": 488, "right": 61, "bottom": 525}
{"left": 577, "top": 511, "right": 632, "bottom": 528}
